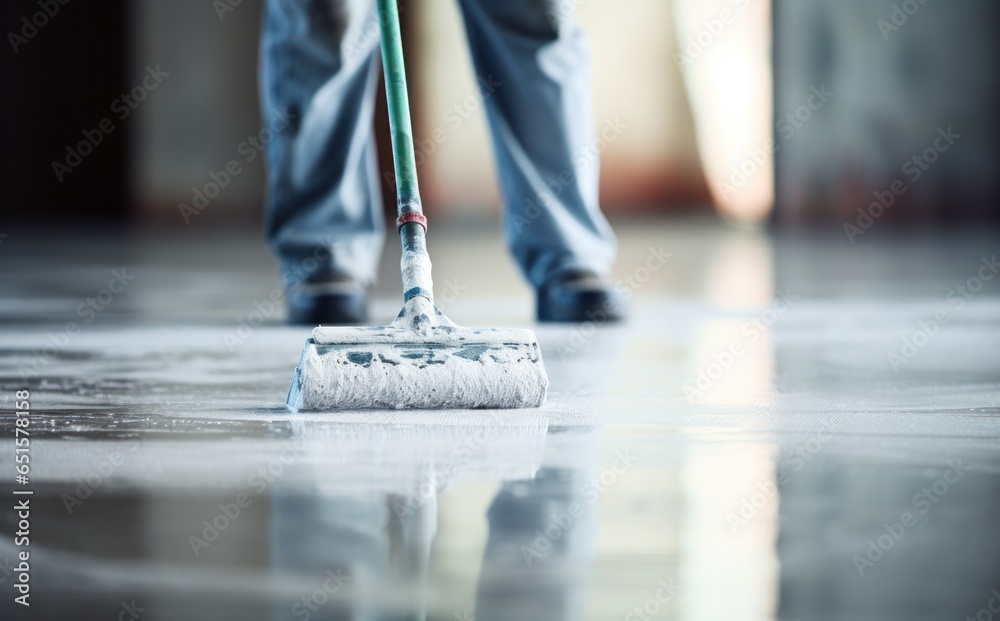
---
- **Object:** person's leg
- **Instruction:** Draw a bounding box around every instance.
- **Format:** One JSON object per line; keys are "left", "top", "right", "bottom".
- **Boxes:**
{"left": 261, "top": 0, "right": 383, "bottom": 323}
{"left": 455, "top": 0, "right": 623, "bottom": 321}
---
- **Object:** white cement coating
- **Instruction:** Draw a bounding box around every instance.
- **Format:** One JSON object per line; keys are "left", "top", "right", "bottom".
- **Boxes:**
{"left": 293, "top": 296, "right": 548, "bottom": 409}
{"left": 399, "top": 243, "right": 435, "bottom": 300}
{"left": 288, "top": 339, "right": 548, "bottom": 410}
{"left": 0, "top": 220, "right": 998, "bottom": 621}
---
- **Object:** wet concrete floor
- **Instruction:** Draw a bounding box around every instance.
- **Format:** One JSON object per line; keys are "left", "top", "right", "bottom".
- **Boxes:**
{"left": 1, "top": 218, "right": 998, "bottom": 620}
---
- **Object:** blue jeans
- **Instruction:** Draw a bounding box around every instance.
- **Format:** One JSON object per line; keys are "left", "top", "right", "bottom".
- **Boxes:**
{"left": 260, "top": 0, "right": 617, "bottom": 290}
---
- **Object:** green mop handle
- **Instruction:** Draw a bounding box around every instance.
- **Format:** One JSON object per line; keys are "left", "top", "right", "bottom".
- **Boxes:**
{"left": 377, "top": 0, "right": 434, "bottom": 305}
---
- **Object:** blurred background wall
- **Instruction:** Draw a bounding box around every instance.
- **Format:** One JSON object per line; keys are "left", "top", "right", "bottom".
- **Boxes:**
{"left": 413, "top": 0, "right": 712, "bottom": 216}
{"left": 774, "top": 0, "right": 1000, "bottom": 224}
{"left": 3, "top": 0, "right": 725, "bottom": 227}
{"left": 130, "top": 0, "right": 264, "bottom": 223}
{"left": 2, "top": 0, "right": 998, "bottom": 228}
{"left": 2, "top": 0, "right": 129, "bottom": 223}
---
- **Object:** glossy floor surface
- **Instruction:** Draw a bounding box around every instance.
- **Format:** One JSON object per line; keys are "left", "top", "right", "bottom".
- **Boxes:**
{"left": 1, "top": 218, "right": 999, "bottom": 620}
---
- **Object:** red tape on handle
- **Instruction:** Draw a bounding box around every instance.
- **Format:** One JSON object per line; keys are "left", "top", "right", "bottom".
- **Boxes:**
{"left": 396, "top": 212, "right": 427, "bottom": 233}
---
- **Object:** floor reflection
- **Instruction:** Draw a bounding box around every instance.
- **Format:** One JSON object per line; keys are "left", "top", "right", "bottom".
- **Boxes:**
{"left": 775, "top": 444, "right": 1000, "bottom": 621}
{"left": 267, "top": 419, "right": 597, "bottom": 621}
{"left": 2, "top": 224, "right": 999, "bottom": 620}
{"left": 2, "top": 419, "right": 999, "bottom": 620}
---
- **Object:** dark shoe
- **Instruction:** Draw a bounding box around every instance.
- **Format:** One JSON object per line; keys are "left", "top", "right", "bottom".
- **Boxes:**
{"left": 536, "top": 271, "right": 626, "bottom": 323}
{"left": 286, "top": 276, "right": 369, "bottom": 325}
